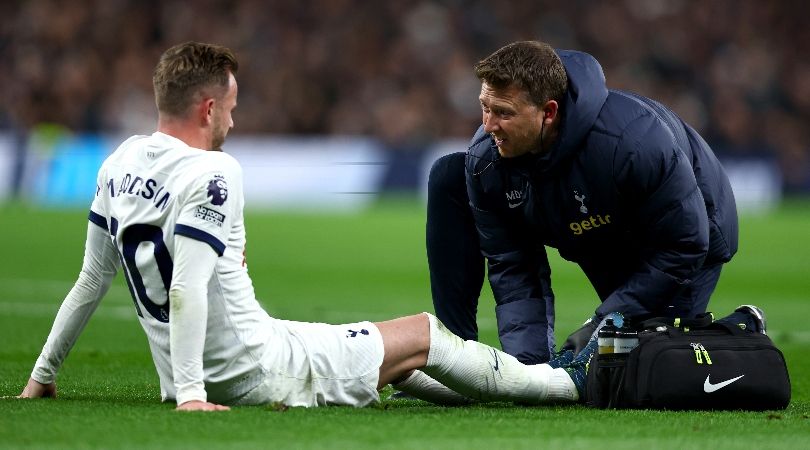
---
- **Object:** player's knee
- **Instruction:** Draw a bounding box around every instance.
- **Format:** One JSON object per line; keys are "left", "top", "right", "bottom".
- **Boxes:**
{"left": 378, "top": 314, "right": 431, "bottom": 362}
{"left": 412, "top": 313, "right": 432, "bottom": 356}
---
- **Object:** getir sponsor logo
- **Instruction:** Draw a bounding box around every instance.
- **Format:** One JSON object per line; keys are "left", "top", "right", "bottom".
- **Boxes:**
{"left": 569, "top": 214, "right": 611, "bottom": 235}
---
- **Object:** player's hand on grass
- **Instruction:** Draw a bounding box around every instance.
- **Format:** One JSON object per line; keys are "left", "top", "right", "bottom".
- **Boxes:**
{"left": 176, "top": 400, "right": 230, "bottom": 411}
{"left": 18, "top": 378, "right": 57, "bottom": 398}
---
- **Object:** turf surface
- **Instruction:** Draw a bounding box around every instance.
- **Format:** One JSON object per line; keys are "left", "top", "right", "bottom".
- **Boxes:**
{"left": 1, "top": 197, "right": 809, "bottom": 449}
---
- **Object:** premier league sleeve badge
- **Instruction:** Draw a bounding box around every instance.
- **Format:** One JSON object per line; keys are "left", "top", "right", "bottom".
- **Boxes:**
{"left": 207, "top": 175, "right": 228, "bottom": 206}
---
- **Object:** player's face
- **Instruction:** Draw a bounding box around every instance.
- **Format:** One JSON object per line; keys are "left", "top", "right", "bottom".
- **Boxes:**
{"left": 211, "top": 72, "right": 237, "bottom": 151}
{"left": 479, "top": 82, "right": 544, "bottom": 158}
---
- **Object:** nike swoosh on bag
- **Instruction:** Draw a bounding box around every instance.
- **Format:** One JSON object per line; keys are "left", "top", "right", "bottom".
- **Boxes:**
{"left": 703, "top": 374, "right": 745, "bottom": 393}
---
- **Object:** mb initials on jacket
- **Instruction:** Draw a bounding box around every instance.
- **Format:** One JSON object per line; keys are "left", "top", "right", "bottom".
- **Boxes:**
{"left": 569, "top": 214, "right": 612, "bottom": 235}
{"left": 505, "top": 189, "right": 525, "bottom": 208}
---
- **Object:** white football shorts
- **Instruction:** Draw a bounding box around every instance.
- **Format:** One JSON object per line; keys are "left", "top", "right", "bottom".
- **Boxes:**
{"left": 235, "top": 319, "right": 384, "bottom": 407}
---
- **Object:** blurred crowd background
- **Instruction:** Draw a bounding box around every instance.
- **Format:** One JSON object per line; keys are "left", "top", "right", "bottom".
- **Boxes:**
{"left": 1, "top": 0, "right": 808, "bottom": 192}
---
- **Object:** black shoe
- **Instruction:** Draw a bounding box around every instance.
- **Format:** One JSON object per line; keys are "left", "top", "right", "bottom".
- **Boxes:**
{"left": 547, "top": 349, "right": 574, "bottom": 369}
{"left": 735, "top": 304, "right": 767, "bottom": 335}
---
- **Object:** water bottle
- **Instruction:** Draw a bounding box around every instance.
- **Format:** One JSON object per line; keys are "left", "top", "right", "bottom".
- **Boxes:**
{"left": 614, "top": 324, "right": 639, "bottom": 354}
{"left": 597, "top": 318, "right": 617, "bottom": 354}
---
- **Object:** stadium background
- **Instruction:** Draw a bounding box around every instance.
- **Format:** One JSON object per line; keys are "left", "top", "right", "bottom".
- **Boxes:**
{"left": 1, "top": 2, "right": 809, "bottom": 449}
{"left": 0, "top": 0, "right": 809, "bottom": 206}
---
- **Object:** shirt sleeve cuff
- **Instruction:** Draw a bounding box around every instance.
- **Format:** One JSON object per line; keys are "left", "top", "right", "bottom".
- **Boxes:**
{"left": 31, "top": 364, "right": 56, "bottom": 385}
{"left": 175, "top": 382, "right": 207, "bottom": 406}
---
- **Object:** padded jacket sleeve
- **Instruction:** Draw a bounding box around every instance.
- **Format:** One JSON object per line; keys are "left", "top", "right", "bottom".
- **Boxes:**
{"left": 465, "top": 152, "right": 555, "bottom": 364}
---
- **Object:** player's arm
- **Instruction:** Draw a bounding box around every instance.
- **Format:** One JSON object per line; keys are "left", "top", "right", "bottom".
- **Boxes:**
{"left": 597, "top": 116, "right": 710, "bottom": 318}
{"left": 20, "top": 215, "right": 119, "bottom": 398}
{"left": 169, "top": 234, "right": 229, "bottom": 411}
{"left": 170, "top": 160, "right": 240, "bottom": 411}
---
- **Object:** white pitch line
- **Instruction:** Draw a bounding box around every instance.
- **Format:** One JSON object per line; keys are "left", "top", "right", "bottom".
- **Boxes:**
{"left": 0, "top": 301, "right": 136, "bottom": 320}
{"left": 0, "top": 278, "right": 131, "bottom": 300}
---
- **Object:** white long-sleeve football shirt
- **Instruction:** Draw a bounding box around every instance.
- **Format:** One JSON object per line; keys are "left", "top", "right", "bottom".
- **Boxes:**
{"left": 31, "top": 132, "right": 279, "bottom": 404}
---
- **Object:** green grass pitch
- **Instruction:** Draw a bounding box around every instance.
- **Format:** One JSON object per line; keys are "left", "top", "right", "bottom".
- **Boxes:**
{"left": 1, "top": 197, "right": 809, "bottom": 449}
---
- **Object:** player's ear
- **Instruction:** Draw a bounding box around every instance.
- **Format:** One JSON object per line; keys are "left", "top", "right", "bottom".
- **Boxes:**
{"left": 199, "top": 98, "right": 216, "bottom": 126}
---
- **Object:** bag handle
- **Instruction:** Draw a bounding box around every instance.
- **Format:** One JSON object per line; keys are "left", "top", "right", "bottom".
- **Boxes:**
{"left": 640, "top": 312, "right": 714, "bottom": 330}
{"left": 708, "top": 320, "right": 747, "bottom": 336}
{"left": 640, "top": 313, "right": 747, "bottom": 336}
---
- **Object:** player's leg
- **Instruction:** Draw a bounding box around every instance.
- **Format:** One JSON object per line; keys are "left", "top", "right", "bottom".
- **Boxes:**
{"left": 375, "top": 313, "right": 578, "bottom": 404}
{"left": 374, "top": 313, "right": 430, "bottom": 387}
{"left": 391, "top": 370, "right": 474, "bottom": 405}
{"left": 235, "top": 319, "right": 387, "bottom": 408}
{"left": 374, "top": 313, "right": 473, "bottom": 404}
{"left": 426, "top": 152, "right": 484, "bottom": 341}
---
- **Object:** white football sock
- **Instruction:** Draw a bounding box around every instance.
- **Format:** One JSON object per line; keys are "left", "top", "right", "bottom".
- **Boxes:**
{"left": 548, "top": 367, "right": 578, "bottom": 402}
{"left": 391, "top": 370, "right": 474, "bottom": 405}
{"left": 420, "top": 313, "right": 576, "bottom": 404}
